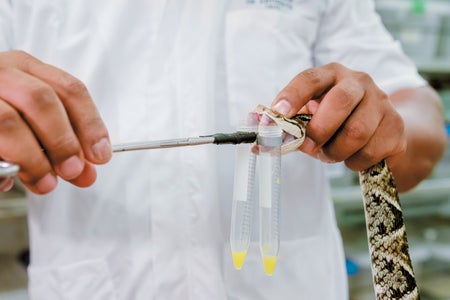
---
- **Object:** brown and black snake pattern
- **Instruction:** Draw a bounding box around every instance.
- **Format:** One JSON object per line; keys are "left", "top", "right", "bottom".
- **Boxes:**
{"left": 360, "top": 161, "right": 419, "bottom": 300}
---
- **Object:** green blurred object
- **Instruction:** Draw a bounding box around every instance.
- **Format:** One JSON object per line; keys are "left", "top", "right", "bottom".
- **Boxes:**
{"left": 411, "top": 0, "right": 426, "bottom": 14}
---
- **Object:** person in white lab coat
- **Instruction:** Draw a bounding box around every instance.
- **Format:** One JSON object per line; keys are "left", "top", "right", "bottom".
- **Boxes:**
{"left": 0, "top": 0, "right": 446, "bottom": 299}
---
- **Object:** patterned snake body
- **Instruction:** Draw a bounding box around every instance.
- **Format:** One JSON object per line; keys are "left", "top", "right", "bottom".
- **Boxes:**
{"left": 360, "top": 161, "right": 419, "bottom": 299}
{"left": 256, "top": 105, "right": 419, "bottom": 300}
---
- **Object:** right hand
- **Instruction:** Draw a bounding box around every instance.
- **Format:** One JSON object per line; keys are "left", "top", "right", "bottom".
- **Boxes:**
{"left": 0, "top": 50, "right": 112, "bottom": 194}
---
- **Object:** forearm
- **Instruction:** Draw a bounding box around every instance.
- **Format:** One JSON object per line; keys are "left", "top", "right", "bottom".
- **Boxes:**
{"left": 389, "top": 86, "right": 447, "bottom": 192}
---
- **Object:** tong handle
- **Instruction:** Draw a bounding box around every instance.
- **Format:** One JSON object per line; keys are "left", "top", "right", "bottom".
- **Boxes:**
{"left": 0, "top": 161, "right": 20, "bottom": 177}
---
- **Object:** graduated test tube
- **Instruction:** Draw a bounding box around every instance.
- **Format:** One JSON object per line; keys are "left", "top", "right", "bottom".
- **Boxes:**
{"left": 230, "top": 123, "right": 257, "bottom": 270}
{"left": 257, "top": 124, "right": 282, "bottom": 276}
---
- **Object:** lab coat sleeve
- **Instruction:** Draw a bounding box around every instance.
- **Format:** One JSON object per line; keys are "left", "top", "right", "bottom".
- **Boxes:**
{"left": 0, "top": 0, "right": 13, "bottom": 51}
{"left": 313, "top": 0, "right": 427, "bottom": 94}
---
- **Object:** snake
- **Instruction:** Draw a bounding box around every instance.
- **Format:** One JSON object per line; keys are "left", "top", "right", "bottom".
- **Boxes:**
{"left": 255, "top": 105, "right": 419, "bottom": 300}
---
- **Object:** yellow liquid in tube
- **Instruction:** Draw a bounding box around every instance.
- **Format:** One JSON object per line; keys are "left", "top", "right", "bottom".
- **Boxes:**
{"left": 232, "top": 251, "right": 248, "bottom": 270}
{"left": 262, "top": 255, "right": 278, "bottom": 276}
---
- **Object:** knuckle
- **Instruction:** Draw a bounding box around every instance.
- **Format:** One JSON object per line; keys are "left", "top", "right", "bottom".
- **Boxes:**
{"left": 28, "top": 84, "right": 58, "bottom": 109}
{"left": 0, "top": 106, "right": 20, "bottom": 133}
{"left": 391, "top": 111, "right": 404, "bottom": 128}
{"left": 60, "top": 75, "right": 89, "bottom": 97}
{"left": 9, "top": 49, "right": 30, "bottom": 60}
{"left": 326, "top": 62, "right": 349, "bottom": 75}
{"left": 333, "top": 85, "right": 357, "bottom": 109}
{"left": 354, "top": 71, "right": 372, "bottom": 83}
{"left": 48, "top": 133, "right": 80, "bottom": 157}
{"left": 11, "top": 50, "right": 37, "bottom": 70}
{"left": 83, "top": 115, "right": 105, "bottom": 133}
{"left": 326, "top": 62, "right": 343, "bottom": 70}
{"left": 28, "top": 83, "right": 53, "bottom": 99}
{"left": 376, "top": 88, "right": 388, "bottom": 102}
{"left": 343, "top": 119, "right": 368, "bottom": 142}
{"left": 297, "top": 67, "right": 322, "bottom": 85}
{"left": 354, "top": 71, "right": 388, "bottom": 98}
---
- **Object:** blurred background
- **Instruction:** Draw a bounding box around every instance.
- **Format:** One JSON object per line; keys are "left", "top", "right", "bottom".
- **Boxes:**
{"left": 1, "top": 0, "right": 450, "bottom": 299}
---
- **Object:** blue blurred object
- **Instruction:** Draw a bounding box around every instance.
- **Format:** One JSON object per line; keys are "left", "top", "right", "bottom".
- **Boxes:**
{"left": 446, "top": 124, "right": 450, "bottom": 137}
{"left": 346, "top": 258, "right": 359, "bottom": 276}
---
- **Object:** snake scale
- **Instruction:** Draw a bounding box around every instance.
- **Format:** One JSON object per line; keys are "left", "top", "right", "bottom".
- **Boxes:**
{"left": 256, "top": 105, "right": 419, "bottom": 300}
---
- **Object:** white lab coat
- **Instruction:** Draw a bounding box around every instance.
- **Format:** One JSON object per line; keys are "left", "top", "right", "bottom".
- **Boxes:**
{"left": 0, "top": 0, "right": 425, "bottom": 299}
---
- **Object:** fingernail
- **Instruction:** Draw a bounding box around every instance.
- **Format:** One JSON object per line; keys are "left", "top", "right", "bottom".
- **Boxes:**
{"left": 59, "top": 155, "right": 84, "bottom": 179}
{"left": 272, "top": 99, "right": 292, "bottom": 115}
{"left": 92, "top": 138, "right": 112, "bottom": 162}
{"left": 35, "top": 173, "right": 57, "bottom": 194}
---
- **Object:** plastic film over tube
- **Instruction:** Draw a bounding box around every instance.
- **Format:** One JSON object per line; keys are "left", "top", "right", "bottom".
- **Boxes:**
{"left": 257, "top": 124, "right": 282, "bottom": 276}
{"left": 230, "top": 123, "right": 257, "bottom": 270}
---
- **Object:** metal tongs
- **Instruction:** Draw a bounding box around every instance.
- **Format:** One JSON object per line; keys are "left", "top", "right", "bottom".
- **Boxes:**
{"left": 0, "top": 131, "right": 258, "bottom": 177}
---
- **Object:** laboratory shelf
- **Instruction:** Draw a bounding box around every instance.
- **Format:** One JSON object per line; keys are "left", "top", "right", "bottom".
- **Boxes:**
{"left": 0, "top": 190, "right": 27, "bottom": 220}
{"left": 0, "top": 187, "right": 28, "bottom": 256}
{"left": 418, "top": 60, "right": 450, "bottom": 75}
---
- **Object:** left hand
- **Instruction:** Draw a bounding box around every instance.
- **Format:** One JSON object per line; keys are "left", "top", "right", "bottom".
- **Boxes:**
{"left": 271, "top": 62, "right": 406, "bottom": 171}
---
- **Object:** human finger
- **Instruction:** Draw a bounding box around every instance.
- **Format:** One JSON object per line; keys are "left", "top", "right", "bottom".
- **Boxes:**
{"left": 271, "top": 63, "right": 342, "bottom": 117}
{"left": 304, "top": 76, "right": 367, "bottom": 150}
{"left": 0, "top": 99, "right": 58, "bottom": 194}
{"left": 0, "top": 67, "right": 86, "bottom": 182}
{"left": 4, "top": 50, "right": 112, "bottom": 165}
{"left": 68, "top": 162, "right": 97, "bottom": 188}
{"left": 344, "top": 108, "right": 406, "bottom": 171}
{"left": 319, "top": 79, "right": 387, "bottom": 162}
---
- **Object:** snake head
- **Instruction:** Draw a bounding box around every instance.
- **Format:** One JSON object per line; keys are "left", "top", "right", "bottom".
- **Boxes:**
{"left": 254, "top": 105, "right": 312, "bottom": 154}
